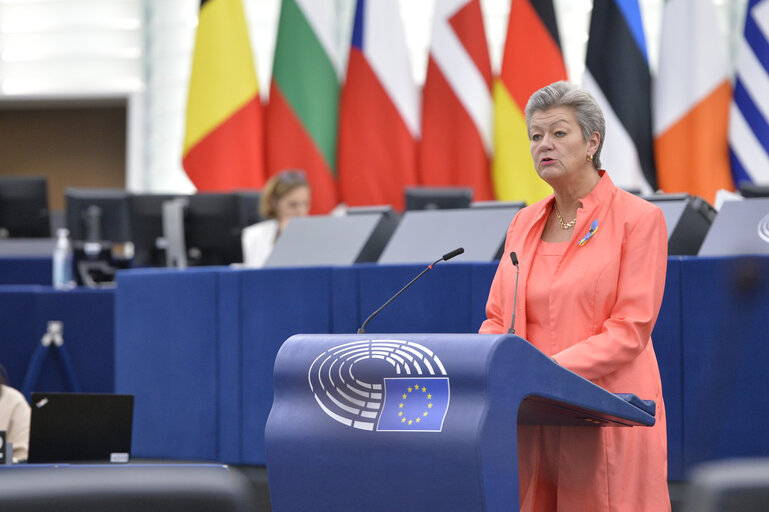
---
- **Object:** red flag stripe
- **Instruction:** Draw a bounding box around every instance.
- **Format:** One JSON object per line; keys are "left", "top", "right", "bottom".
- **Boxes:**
{"left": 266, "top": 83, "right": 338, "bottom": 214}
{"left": 338, "top": 49, "right": 417, "bottom": 210}
{"left": 419, "top": 57, "right": 493, "bottom": 200}
{"left": 182, "top": 96, "right": 264, "bottom": 191}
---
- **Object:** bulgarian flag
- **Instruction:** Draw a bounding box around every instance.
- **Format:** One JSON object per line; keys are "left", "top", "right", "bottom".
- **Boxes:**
{"left": 654, "top": 0, "right": 734, "bottom": 204}
{"left": 492, "top": 0, "right": 566, "bottom": 205}
{"left": 182, "top": 0, "right": 265, "bottom": 191}
{"left": 337, "top": 0, "right": 419, "bottom": 210}
{"left": 419, "top": 0, "right": 494, "bottom": 201}
{"left": 266, "top": 0, "right": 339, "bottom": 214}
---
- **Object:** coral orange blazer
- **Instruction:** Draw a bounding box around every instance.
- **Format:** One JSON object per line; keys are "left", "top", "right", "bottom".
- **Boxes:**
{"left": 481, "top": 171, "right": 671, "bottom": 511}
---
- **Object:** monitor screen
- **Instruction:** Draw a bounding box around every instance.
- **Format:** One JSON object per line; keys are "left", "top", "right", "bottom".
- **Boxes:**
{"left": 127, "top": 193, "right": 180, "bottom": 267}
{"left": 184, "top": 193, "right": 243, "bottom": 266}
{"left": 0, "top": 176, "right": 50, "bottom": 238}
{"left": 234, "top": 189, "right": 263, "bottom": 228}
{"left": 65, "top": 188, "right": 131, "bottom": 243}
{"left": 405, "top": 187, "right": 473, "bottom": 211}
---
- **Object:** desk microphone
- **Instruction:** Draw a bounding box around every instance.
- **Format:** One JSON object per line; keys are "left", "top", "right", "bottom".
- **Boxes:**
{"left": 507, "top": 252, "right": 520, "bottom": 334}
{"left": 357, "top": 247, "right": 464, "bottom": 334}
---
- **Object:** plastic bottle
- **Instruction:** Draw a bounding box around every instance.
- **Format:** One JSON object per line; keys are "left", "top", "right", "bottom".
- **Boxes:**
{"left": 52, "top": 228, "right": 76, "bottom": 290}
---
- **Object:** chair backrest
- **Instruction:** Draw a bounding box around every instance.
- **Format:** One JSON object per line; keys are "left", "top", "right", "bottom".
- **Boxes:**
{"left": 0, "top": 465, "right": 263, "bottom": 512}
{"left": 686, "top": 458, "right": 769, "bottom": 512}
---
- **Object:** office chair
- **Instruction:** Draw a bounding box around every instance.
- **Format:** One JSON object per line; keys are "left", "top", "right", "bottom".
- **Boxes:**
{"left": 685, "top": 458, "right": 769, "bottom": 512}
{"left": 0, "top": 464, "right": 263, "bottom": 512}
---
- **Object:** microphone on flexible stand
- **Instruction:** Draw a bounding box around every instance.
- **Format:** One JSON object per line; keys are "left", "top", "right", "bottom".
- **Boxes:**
{"left": 357, "top": 247, "right": 464, "bottom": 334}
{"left": 507, "top": 252, "right": 520, "bottom": 334}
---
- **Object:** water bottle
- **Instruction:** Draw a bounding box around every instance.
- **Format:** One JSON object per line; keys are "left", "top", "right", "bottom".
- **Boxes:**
{"left": 52, "top": 228, "right": 76, "bottom": 290}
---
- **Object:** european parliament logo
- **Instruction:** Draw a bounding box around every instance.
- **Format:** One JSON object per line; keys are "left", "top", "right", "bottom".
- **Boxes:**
{"left": 308, "top": 339, "right": 450, "bottom": 432}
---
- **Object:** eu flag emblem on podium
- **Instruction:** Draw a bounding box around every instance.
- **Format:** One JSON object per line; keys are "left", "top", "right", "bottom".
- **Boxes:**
{"left": 376, "top": 377, "right": 450, "bottom": 432}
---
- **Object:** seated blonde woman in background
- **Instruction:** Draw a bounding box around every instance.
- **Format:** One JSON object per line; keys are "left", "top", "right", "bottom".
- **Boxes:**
{"left": 241, "top": 170, "right": 311, "bottom": 268}
{"left": 0, "top": 365, "right": 31, "bottom": 461}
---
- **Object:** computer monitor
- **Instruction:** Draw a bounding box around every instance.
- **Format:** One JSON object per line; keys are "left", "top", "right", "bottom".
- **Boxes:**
{"left": 643, "top": 193, "right": 716, "bottom": 255}
{"left": 405, "top": 187, "right": 473, "bottom": 210}
{"left": 740, "top": 183, "right": 769, "bottom": 198}
{"left": 127, "top": 193, "right": 181, "bottom": 267}
{"left": 235, "top": 189, "right": 263, "bottom": 228}
{"left": 65, "top": 188, "right": 131, "bottom": 243}
{"left": 0, "top": 176, "right": 50, "bottom": 238}
{"left": 184, "top": 193, "right": 243, "bottom": 266}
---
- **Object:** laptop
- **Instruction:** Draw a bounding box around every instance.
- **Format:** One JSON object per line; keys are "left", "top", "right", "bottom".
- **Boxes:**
{"left": 27, "top": 392, "right": 134, "bottom": 464}
{"left": 698, "top": 198, "right": 769, "bottom": 256}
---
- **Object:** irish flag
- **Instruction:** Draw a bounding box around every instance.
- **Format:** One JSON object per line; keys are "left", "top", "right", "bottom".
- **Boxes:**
{"left": 182, "top": 0, "right": 265, "bottom": 191}
{"left": 419, "top": 0, "right": 494, "bottom": 201}
{"left": 266, "top": 0, "right": 339, "bottom": 213}
{"left": 653, "top": 0, "right": 734, "bottom": 204}
{"left": 492, "top": 0, "right": 566, "bottom": 205}
{"left": 338, "top": 0, "right": 419, "bottom": 210}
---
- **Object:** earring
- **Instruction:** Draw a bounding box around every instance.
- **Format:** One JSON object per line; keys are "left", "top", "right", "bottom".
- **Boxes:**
{"left": 586, "top": 154, "right": 593, "bottom": 163}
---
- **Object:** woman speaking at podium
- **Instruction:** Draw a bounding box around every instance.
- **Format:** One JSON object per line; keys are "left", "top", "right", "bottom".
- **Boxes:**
{"left": 480, "top": 81, "right": 669, "bottom": 511}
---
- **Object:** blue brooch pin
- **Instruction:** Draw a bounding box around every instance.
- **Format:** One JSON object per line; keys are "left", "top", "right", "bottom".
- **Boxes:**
{"left": 578, "top": 219, "right": 598, "bottom": 247}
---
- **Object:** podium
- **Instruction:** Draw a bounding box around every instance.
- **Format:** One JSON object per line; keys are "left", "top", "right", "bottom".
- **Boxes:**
{"left": 265, "top": 334, "right": 656, "bottom": 511}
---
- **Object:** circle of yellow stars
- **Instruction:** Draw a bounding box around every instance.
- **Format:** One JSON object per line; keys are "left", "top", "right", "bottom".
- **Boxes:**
{"left": 398, "top": 384, "right": 432, "bottom": 425}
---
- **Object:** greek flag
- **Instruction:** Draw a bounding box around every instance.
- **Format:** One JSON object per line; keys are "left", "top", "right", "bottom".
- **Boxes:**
{"left": 729, "top": 0, "right": 769, "bottom": 186}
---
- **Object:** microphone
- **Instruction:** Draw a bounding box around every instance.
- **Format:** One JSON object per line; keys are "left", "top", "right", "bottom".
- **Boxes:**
{"left": 507, "top": 252, "right": 520, "bottom": 334}
{"left": 357, "top": 247, "right": 464, "bottom": 334}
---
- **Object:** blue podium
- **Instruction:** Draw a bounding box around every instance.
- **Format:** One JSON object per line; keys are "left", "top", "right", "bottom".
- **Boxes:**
{"left": 265, "top": 333, "right": 655, "bottom": 511}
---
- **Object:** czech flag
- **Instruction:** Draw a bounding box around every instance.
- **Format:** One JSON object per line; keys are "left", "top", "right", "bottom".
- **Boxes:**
{"left": 338, "top": 0, "right": 419, "bottom": 210}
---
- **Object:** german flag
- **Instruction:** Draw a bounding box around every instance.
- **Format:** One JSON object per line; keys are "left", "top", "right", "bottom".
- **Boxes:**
{"left": 182, "top": 0, "right": 265, "bottom": 191}
{"left": 492, "top": 0, "right": 566, "bottom": 204}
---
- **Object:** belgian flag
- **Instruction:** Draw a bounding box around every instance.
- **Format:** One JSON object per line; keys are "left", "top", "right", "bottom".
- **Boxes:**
{"left": 182, "top": 0, "right": 265, "bottom": 191}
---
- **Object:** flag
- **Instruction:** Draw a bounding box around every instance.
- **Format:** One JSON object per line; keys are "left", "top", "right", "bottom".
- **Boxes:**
{"left": 182, "top": 0, "right": 265, "bottom": 191}
{"left": 418, "top": 0, "right": 494, "bottom": 201}
{"left": 266, "top": 0, "right": 339, "bottom": 213}
{"left": 338, "top": 0, "right": 419, "bottom": 210}
{"left": 729, "top": 0, "right": 769, "bottom": 187}
{"left": 376, "top": 377, "right": 450, "bottom": 432}
{"left": 492, "top": 0, "right": 566, "bottom": 204}
{"left": 653, "top": 0, "right": 734, "bottom": 205}
{"left": 584, "top": 0, "right": 656, "bottom": 194}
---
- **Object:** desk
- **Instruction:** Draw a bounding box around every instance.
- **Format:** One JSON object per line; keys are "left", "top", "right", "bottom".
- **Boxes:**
{"left": 112, "top": 257, "right": 768, "bottom": 478}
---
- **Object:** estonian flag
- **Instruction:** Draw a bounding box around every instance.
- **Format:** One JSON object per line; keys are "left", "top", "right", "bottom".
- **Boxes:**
{"left": 583, "top": 0, "right": 656, "bottom": 194}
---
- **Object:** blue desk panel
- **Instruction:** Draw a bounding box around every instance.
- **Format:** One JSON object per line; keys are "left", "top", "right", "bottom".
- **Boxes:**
{"left": 238, "top": 267, "right": 335, "bottom": 464}
{"left": 353, "top": 264, "right": 476, "bottom": 333}
{"left": 114, "top": 268, "right": 224, "bottom": 461}
{"left": 652, "top": 258, "right": 683, "bottom": 480}
{"left": 0, "top": 257, "right": 51, "bottom": 285}
{"left": 0, "top": 286, "right": 114, "bottom": 393}
{"left": 681, "top": 256, "right": 769, "bottom": 475}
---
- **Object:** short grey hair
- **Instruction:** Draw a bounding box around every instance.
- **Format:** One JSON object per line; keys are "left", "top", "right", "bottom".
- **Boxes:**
{"left": 524, "top": 80, "right": 606, "bottom": 169}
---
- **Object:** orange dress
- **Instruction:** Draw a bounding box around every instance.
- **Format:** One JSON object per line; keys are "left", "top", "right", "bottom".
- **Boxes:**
{"left": 480, "top": 171, "right": 670, "bottom": 511}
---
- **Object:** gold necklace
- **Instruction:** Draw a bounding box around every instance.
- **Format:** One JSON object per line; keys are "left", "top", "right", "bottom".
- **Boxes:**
{"left": 554, "top": 204, "right": 576, "bottom": 230}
